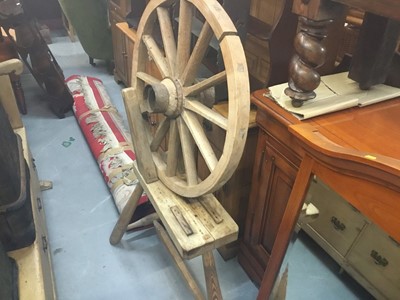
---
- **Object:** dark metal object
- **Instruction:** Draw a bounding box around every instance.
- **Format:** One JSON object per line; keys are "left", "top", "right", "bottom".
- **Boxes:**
{"left": 370, "top": 250, "right": 389, "bottom": 267}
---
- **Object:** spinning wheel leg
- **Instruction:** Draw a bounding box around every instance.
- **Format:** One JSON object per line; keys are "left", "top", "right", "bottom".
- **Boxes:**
{"left": 109, "top": 184, "right": 144, "bottom": 245}
{"left": 154, "top": 220, "right": 205, "bottom": 300}
{"left": 155, "top": 220, "right": 224, "bottom": 300}
{"left": 202, "top": 251, "right": 222, "bottom": 300}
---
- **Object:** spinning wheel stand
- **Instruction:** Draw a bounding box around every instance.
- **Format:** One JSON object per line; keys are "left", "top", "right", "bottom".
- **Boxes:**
{"left": 109, "top": 0, "right": 249, "bottom": 299}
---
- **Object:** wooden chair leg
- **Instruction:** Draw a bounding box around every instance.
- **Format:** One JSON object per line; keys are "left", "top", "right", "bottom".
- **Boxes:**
{"left": 109, "top": 184, "right": 144, "bottom": 245}
{"left": 202, "top": 251, "right": 222, "bottom": 300}
{"left": 153, "top": 220, "right": 205, "bottom": 300}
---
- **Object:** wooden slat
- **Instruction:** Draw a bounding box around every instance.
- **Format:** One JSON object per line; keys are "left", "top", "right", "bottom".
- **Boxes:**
{"left": 150, "top": 118, "right": 170, "bottom": 151}
{"left": 184, "top": 71, "right": 226, "bottom": 97}
{"left": 181, "top": 110, "right": 218, "bottom": 172}
{"left": 157, "top": 6, "right": 177, "bottom": 75}
{"left": 184, "top": 100, "right": 228, "bottom": 130}
{"left": 122, "top": 88, "right": 158, "bottom": 183}
{"left": 181, "top": 21, "right": 214, "bottom": 86}
{"left": 153, "top": 221, "right": 205, "bottom": 300}
{"left": 176, "top": 0, "right": 194, "bottom": 77}
{"left": 166, "top": 119, "right": 179, "bottom": 177}
{"left": 202, "top": 251, "right": 222, "bottom": 300}
{"left": 142, "top": 34, "right": 170, "bottom": 78}
{"left": 171, "top": 205, "right": 194, "bottom": 236}
{"left": 177, "top": 116, "right": 198, "bottom": 186}
{"left": 109, "top": 184, "right": 144, "bottom": 245}
{"left": 132, "top": 161, "right": 238, "bottom": 259}
{"left": 137, "top": 71, "right": 160, "bottom": 85}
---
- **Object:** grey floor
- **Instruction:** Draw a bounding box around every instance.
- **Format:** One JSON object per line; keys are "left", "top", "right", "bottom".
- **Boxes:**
{"left": 19, "top": 33, "right": 373, "bottom": 300}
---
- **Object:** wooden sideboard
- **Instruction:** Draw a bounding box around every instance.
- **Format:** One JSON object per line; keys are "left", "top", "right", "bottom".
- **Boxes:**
{"left": 239, "top": 89, "right": 400, "bottom": 299}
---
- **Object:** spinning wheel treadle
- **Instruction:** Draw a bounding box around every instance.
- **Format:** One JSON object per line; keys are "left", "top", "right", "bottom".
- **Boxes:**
{"left": 111, "top": 0, "right": 249, "bottom": 298}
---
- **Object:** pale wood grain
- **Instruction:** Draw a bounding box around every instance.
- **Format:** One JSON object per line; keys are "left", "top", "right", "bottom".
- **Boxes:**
{"left": 142, "top": 34, "right": 170, "bottom": 78}
{"left": 153, "top": 220, "right": 205, "bottom": 300}
{"left": 180, "top": 21, "right": 213, "bottom": 86}
{"left": 122, "top": 88, "right": 158, "bottom": 183}
{"left": 202, "top": 251, "right": 222, "bottom": 300}
{"left": 177, "top": 116, "right": 198, "bottom": 186}
{"left": 136, "top": 71, "right": 161, "bottom": 85}
{"left": 184, "top": 99, "right": 228, "bottom": 130}
{"left": 109, "top": 184, "right": 144, "bottom": 245}
{"left": 181, "top": 110, "right": 218, "bottom": 172}
{"left": 156, "top": 6, "right": 177, "bottom": 75}
{"left": 166, "top": 119, "right": 179, "bottom": 177}
{"left": 133, "top": 161, "right": 238, "bottom": 259}
{"left": 176, "top": 0, "right": 194, "bottom": 77}
{"left": 150, "top": 117, "right": 170, "bottom": 151}
{"left": 184, "top": 71, "right": 227, "bottom": 97}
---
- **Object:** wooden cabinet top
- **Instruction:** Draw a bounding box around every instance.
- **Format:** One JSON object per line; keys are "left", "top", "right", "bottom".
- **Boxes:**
{"left": 252, "top": 89, "right": 400, "bottom": 162}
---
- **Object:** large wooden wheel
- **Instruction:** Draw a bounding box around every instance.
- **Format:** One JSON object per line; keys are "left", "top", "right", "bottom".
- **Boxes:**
{"left": 128, "top": 0, "right": 249, "bottom": 198}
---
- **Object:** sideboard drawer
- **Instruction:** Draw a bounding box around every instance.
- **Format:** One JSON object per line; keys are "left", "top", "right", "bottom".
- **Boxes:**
{"left": 347, "top": 224, "right": 400, "bottom": 300}
{"left": 303, "top": 178, "right": 366, "bottom": 257}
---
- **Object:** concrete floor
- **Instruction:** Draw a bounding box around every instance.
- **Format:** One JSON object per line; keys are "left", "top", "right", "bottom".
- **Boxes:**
{"left": 19, "top": 33, "right": 373, "bottom": 300}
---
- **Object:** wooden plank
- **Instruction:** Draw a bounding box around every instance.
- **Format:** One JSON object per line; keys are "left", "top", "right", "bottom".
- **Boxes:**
{"left": 132, "top": 161, "right": 238, "bottom": 259}
{"left": 183, "top": 100, "right": 228, "bottom": 130}
{"left": 109, "top": 184, "right": 144, "bottom": 245}
{"left": 122, "top": 88, "right": 158, "bottom": 183}
{"left": 183, "top": 71, "right": 227, "bottom": 97}
{"left": 171, "top": 205, "right": 194, "bottom": 236}
{"left": 153, "top": 221, "right": 205, "bottom": 300}
{"left": 202, "top": 251, "right": 222, "bottom": 300}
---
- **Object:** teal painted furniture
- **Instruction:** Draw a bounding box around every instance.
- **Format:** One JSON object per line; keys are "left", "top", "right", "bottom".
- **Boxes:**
{"left": 58, "top": 0, "right": 113, "bottom": 67}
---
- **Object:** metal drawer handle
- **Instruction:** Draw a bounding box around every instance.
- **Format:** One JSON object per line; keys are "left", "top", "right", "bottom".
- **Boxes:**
{"left": 370, "top": 250, "right": 389, "bottom": 267}
{"left": 330, "top": 216, "right": 346, "bottom": 231}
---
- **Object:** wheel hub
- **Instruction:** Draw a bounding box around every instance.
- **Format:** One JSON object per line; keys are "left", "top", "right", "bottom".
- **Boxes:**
{"left": 144, "top": 78, "right": 183, "bottom": 118}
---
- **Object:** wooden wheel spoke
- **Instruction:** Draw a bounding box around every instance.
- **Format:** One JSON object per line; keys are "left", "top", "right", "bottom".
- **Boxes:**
{"left": 150, "top": 117, "right": 170, "bottom": 151}
{"left": 156, "top": 6, "right": 177, "bottom": 75}
{"left": 176, "top": 0, "right": 194, "bottom": 77}
{"left": 181, "top": 110, "right": 218, "bottom": 171}
{"left": 184, "top": 99, "right": 227, "bottom": 130}
{"left": 177, "top": 117, "right": 198, "bottom": 186}
{"left": 184, "top": 71, "right": 226, "bottom": 97}
{"left": 166, "top": 119, "right": 179, "bottom": 177}
{"left": 137, "top": 71, "right": 161, "bottom": 85}
{"left": 181, "top": 21, "right": 214, "bottom": 86}
{"left": 142, "top": 34, "right": 170, "bottom": 77}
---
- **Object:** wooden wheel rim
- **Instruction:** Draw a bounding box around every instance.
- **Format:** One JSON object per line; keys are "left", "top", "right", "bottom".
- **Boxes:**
{"left": 131, "top": 0, "right": 250, "bottom": 198}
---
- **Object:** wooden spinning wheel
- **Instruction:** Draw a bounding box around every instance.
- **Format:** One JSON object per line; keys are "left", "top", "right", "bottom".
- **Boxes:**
{"left": 127, "top": 0, "right": 250, "bottom": 198}
{"left": 112, "top": 1, "right": 250, "bottom": 298}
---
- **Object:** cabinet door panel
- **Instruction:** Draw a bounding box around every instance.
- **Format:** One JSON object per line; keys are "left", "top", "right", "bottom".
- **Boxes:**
{"left": 112, "top": 24, "right": 128, "bottom": 84}
{"left": 259, "top": 144, "right": 297, "bottom": 253}
{"left": 244, "top": 132, "right": 297, "bottom": 268}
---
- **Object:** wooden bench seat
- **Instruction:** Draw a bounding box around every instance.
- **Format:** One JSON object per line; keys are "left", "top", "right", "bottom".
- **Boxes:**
{"left": 133, "top": 161, "right": 238, "bottom": 259}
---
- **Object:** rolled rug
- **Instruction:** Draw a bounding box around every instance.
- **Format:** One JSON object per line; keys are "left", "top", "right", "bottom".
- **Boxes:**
{"left": 66, "top": 75, "right": 154, "bottom": 226}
